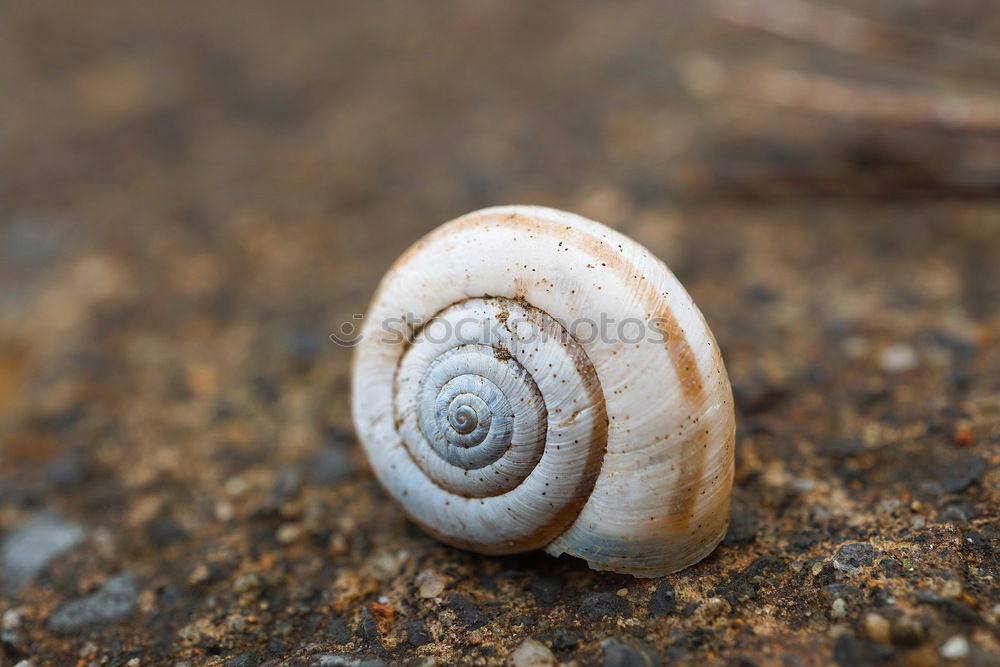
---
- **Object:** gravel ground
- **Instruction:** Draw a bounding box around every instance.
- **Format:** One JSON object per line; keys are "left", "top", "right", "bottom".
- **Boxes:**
{"left": 1, "top": 2, "right": 998, "bottom": 665}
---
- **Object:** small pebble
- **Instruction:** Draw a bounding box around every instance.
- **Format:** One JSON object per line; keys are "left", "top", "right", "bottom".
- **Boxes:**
{"left": 509, "top": 638, "right": 556, "bottom": 667}
{"left": 215, "top": 502, "right": 235, "bottom": 522}
{"left": 951, "top": 422, "right": 976, "bottom": 446}
{"left": 791, "top": 478, "right": 816, "bottom": 492}
{"left": 415, "top": 570, "right": 446, "bottom": 599}
{"left": 188, "top": 562, "right": 212, "bottom": 586}
{"left": 864, "top": 613, "right": 891, "bottom": 644}
{"left": 939, "top": 635, "right": 969, "bottom": 660}
{"left": 830, "top": 598, "right": 847, "bottom": 619}
{"left": 937, "top": 454, "right": 986, "bottom": 494}
{"left": 940, "top": 579, "right": 963, "bottom": 599}
{"left": 47, "top": 572, "right": 141, "bottom": 634}
{"left": 880, "top": 343, "right": 917, "bottom": 373}
{"left": 833, "top": 543, "right": 878, "bottom": 573}
{"left": 276, "top": 523, "right": 304, "bottom": 544}
{"left": 225, "top": 476, "right": 249, "bottom": 496}
{"left": 601, "top": 637, "right": 663, "bottom": 667}
{"left": 233, "top": 573, "right": 261, "bottom": 594}
{"left": 648, "top": 579, "right": 677, "bottom": 617}
{"left": 2, "top": 514, "right": 86, "bottom": 593}
{"left": 2, "top": 607, "right": 26, "bottom": 630}
{"left": 367, "top": 550, "right": 407, "bottom": 582}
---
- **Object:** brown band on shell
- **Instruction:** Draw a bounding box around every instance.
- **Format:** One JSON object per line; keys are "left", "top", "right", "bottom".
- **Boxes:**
{"left": 523, "top": 299, "right": 609, "bottom": 539}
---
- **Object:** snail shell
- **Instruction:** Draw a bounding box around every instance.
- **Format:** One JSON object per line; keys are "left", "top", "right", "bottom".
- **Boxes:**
{"left": 351, "top": 206, "right": 735, "bottom": 576}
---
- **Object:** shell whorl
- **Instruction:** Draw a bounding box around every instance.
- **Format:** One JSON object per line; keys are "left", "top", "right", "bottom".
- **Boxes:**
{"left": 391, "top": 298, "right": 607, "bottom": 551}
{"left": 351, "top": 205, "right": 735, "bottom": 576}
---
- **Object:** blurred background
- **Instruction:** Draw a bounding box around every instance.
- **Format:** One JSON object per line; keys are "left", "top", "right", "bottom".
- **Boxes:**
{"left": 1, "top": 1, "right": 998, "bottom": 665}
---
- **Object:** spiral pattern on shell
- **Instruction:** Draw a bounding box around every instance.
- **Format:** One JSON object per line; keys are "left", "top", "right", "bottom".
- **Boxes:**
{"left": 352, "top": 206, "right": 735, "bottom": 576}
{"left": 392, "top": 297, "right": 607, "bottom": 552}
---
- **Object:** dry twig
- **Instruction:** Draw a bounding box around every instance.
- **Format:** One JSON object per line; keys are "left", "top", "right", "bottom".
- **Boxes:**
{"left": 707, "top": 0, "right": 1000, "bottom": 69}
{"left": 679, "top": 54, "right": 1000, "bottom": 133}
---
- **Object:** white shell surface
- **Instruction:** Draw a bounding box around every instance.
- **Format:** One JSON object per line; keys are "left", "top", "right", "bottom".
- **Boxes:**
{"left": 351, "top": 205, "right": 735, "bottom": 576}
